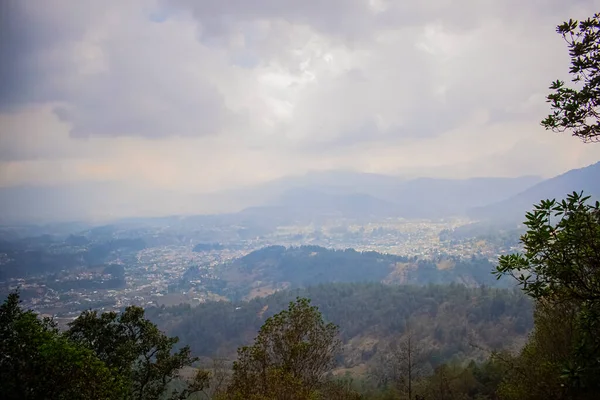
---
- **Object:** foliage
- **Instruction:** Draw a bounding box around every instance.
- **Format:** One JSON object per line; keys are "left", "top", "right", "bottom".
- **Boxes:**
{"left": 0, "top": 284, "right": 533, "bottom": 400}
{"left": 148, "top": 282, "right": 533, "bottom": 369}
{"left": 318, "top": 378, "right": 364, "bottom": 400}
{"left": 495, "top": 191, "right": 600, "bottom": 302}
{"left": 495, "top": 191, "right": 600, "bottom": 396}
{"left": 67, "top": 305, "right": 208, "bottom": 400}
{"left": 1, "top": 291, "right": 208, "bottom": 399}
{"left": 494, "top": 192, "right": 600, "bottom": 386}
{"left": 542, "top": 14, "right": 600, "bottom": 142}
{"left": 1, "top": 287, "right": 516, "bottom": 400}
{"left": 362, "top": 357, "right": 509, "bottom": 400}
{"left": 496, "top": 300, "right": 581, "bottom": 400}
{"left": 497, "top": 13, "right": 600, "bottom": 398}
{"left": 0, "top": 291, "right": 126, "bottom": 400}
{"left": 217, "top": 245, "right": 511, "bottom": 300}
{"left": 224, "top": 297, "right": 340, "bottom": 399}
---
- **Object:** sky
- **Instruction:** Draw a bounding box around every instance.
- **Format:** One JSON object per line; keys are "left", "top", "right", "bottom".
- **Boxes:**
{"left": 1, "top": 0, "right": 599, "bottom": 218}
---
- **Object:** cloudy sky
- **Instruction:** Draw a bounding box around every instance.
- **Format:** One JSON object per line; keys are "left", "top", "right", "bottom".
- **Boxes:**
{"left": 1, "top": 0, "right": 599, "bottom": 201}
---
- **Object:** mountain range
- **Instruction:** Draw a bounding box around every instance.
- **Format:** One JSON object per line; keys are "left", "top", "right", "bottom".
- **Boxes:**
{"left": 224, "top": 162, "right": 599, "bottom": 224}
{"left": 469, "top": 161, "right": 600, "bottom": 222}
{"left": 0, "top": 162, "right": 598, "bottom": 224}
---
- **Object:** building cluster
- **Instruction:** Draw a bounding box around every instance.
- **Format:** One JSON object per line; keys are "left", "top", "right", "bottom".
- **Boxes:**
{"left": 2, "top": 217, "right": 519, "bottom": 318}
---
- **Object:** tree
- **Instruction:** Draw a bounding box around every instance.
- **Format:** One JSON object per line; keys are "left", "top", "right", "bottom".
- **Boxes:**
{"left": 370, "top": 328, "right": 429, "bottom": 400}
{"left": 494, "top": 192, "right": 600, "bottom": 396}
{"left": 0, "top": 291, "right": 125, "bottom": 400}
{"left": 203, "top": 358, "right": 231, "bottom": 399}
{"left": 542, "top": 14, "right": 600, "bottom": 142}
{"left": 395, "top": 330, "right": 428, "bottom": 400}
{"left": 420, "top": 364, "right": 455, "bottom": 400}
{"left": 494, "top": 192, "right": 600, "bottom": 305}
{"left": 496, "top": 300, "right": 580, "bottom": 400}
{"left": 225, "top": 297, "right": 341, "bottom": 399}
{"left": 66, "top": 305, "right": 208, "bottom": 400}
{"left": 499, "top": 10, "right": 600, "bottom": 397}
{"left": 319, "top": 378, "right": 363, "bottom": 400}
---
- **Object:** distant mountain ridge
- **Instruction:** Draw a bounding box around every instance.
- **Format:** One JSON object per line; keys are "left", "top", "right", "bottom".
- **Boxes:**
{"left": 239, "top": 189, "right": 402, "bottom": 222}
{"left": 232, "top": 174, "right": 542, "bottom": 222}
{"left": 3, "top": 163, "right": 599, "bottom": 223}
{"left": 469, "top": 161, "right": 600, "bottom": 222}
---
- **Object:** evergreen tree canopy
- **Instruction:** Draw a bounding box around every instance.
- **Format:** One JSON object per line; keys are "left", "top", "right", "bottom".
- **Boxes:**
{"left": 542, "top": 14, "right": 600, "bottom": 142}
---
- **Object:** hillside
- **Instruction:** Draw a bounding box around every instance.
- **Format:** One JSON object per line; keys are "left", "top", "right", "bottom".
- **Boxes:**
{"left": 189, "top": 245, "right": 511, "bottom": 300}
{"left": 148, "top": 283, "right": 533, "bottom": 371}
{"left": 470, "top": 161, "right": 600, "bottom": 222}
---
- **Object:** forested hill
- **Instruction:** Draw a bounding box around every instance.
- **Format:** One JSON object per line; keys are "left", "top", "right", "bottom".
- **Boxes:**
{"left": 206, "top": 245, "right": 510, "bottom": 300}
{"left": 148, "top": 283, "right": 533, "bottom": 370}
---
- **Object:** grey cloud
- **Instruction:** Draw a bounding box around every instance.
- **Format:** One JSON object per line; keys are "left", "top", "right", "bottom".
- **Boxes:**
{"left": 167, "top": 0, "right": 374, "bottom": 40}
{"left": 0, "top": 2, "right": 57, "bottom": 109}
{"left": 296, "top": 112, "right": 466, "bottom": 154}
{"left": 167, "top": 0, "right": 595, "bottom": 41}
{"left": 167, "top": 0, "right": 599, "bottom": 151}
{"left": 51, "top": 59, "right": 232, "bottom": 138}
{"left": 2, "top": 0, "right": 599, "bottom": 149}
{"left": 0, "top": 1, "right": 104, "bottom": 109}
{"left": 0, "top": 0, "right": 237, "bottom": 138}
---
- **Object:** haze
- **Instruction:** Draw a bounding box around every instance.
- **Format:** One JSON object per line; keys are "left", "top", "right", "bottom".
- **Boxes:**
{"left": 1, "top": 0, "right": 599, "bottom": 222}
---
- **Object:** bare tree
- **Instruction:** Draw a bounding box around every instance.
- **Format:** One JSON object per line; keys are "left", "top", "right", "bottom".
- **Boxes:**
{"left": 206, "top": 358, "right": 231, "bottom": 399}
{"left": 370, "top": 325, "right": 429, "bottom": 400}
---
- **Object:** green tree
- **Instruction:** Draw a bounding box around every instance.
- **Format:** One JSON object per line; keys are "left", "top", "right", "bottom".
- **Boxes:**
{"left": 494, "top": 192, "right": 600, "bottom": 396}
{"left": 498, "top": 10, "right": 600, "bottom": 398}
{"left": 495, "top": 192, "right": 600, "bottom": 306}
{"left": 542, "top": 14, "right": 600, "bottom": 142}
{"left": 418, "top": 364, "right": 455, "bottom": 400}
{"left": 496, "top": 300, "right": 580, "bottom": 400}
{"left": 225, "top": 297, "right": 341, "bottom": 399}
{"left": 319, "top": 378, "right": 363, "bottom": 400}
{"left": 66, "top": 305, "right": 208, "bottom": 400}
{"left": 0, "top": 291, "right": 125, "bottom": 400}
